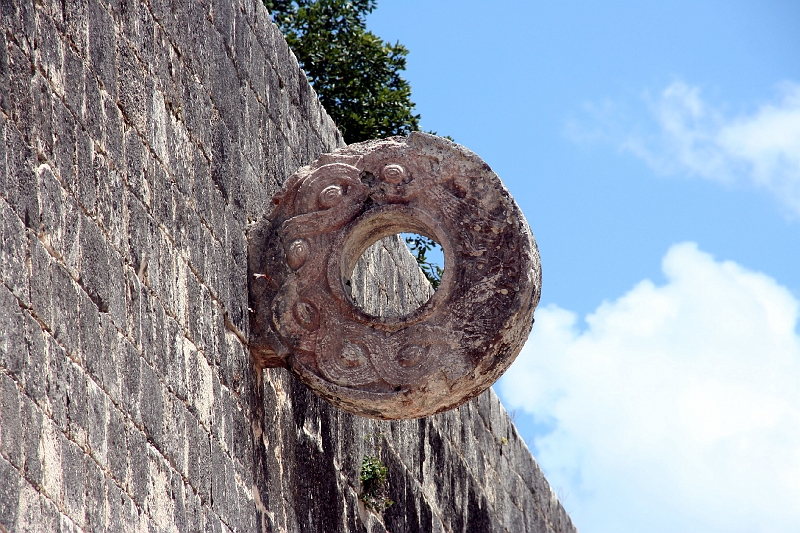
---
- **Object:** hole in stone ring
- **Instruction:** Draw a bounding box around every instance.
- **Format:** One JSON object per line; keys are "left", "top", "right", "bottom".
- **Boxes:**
{"left": 339, "top": 210, "right": 449, "bottom": 320}
{"left": 347, "top": 232, "right": 444, "bottom": 317}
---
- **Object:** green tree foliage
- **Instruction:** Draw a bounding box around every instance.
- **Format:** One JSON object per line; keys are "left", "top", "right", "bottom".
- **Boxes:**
{"left": 264, "top": 0, "right": 420, "bottom": 143}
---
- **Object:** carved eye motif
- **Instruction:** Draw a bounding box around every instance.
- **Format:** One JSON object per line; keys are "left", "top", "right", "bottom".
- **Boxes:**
{"left": 318, "top": 184, "right": 343, "bottom": 208}
{"left": 398, "top": 345, "right": 427, "bottom": 367}
{"left": 286, "top": 239, "right": 309, "bottom": 270}
{"left": 382, "top": 163, "right": 406, "bottom": 184}
{"left": 341, "top": 339, "right": 368, "bottom": 367}
{"left": 293, "top": 300, "right": 319, "bottom": 331}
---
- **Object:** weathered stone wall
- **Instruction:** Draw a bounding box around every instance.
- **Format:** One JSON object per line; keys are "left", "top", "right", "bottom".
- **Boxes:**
{"left": 0, "top": 0, "right": 577, "bottom": 531}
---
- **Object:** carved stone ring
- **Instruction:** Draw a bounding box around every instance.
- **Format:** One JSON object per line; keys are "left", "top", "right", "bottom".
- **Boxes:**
{"left": 248, "top": 133, "right": 541, "bottom": 419}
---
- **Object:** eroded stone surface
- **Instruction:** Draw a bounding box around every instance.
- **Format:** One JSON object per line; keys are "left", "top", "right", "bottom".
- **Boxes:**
{"left": 249, "top": 133, "right": 542, "bottom": 419}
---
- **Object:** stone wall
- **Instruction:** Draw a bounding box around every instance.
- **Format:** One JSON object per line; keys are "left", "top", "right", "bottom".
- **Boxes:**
{"left": 0, "top": 0, "right": 577, "bottom": 531}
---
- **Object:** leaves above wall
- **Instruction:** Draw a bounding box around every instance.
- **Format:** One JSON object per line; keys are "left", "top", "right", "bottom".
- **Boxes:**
{"left": 264, "top": 0, "right": 420, "bottom": 144}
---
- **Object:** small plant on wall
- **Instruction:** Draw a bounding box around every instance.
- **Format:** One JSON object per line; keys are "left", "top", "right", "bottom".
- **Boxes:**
{"left": 360, "top": 455, "right": 393, "bottom": 512}
{"left": 360, "top": 431, "right": 394, "bottom": 512}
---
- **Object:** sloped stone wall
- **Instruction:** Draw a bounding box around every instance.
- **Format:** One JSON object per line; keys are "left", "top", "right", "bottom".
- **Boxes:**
{"left": 0, "top": 0, "right": 577, "bottom": 531}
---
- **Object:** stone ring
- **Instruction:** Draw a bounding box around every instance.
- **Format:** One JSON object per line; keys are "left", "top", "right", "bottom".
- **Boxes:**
{"left": 248, "top": 133, "right": 541, "bottom": 419}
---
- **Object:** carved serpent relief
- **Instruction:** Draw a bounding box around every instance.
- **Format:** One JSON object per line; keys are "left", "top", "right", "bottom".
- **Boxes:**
{"left": 248, "top": 133, "right": 541, "bottom": 419}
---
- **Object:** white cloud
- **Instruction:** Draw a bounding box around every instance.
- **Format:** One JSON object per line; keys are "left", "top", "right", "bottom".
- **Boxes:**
{"left": 499, "top": 242, "right": 800, "bottom": 533}
{"left": 573, "top": 81, "right": 800, "bottom": 215}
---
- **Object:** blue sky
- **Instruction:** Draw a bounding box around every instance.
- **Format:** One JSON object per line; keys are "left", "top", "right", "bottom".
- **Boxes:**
{"left": 368, "top": 2, "right": 800, "bottom": 532}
